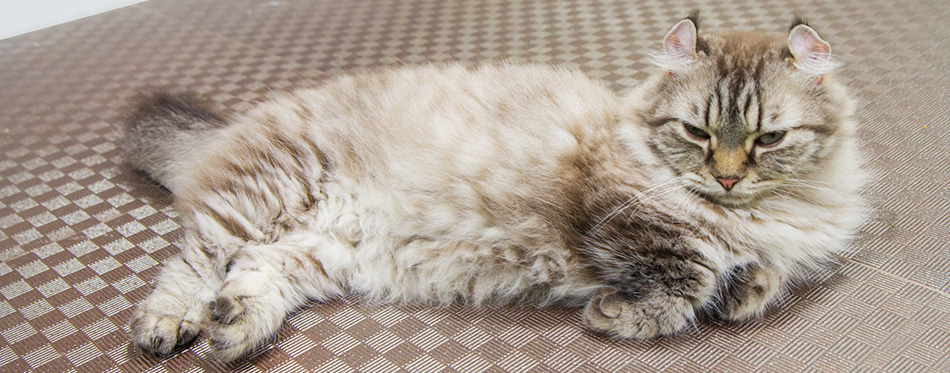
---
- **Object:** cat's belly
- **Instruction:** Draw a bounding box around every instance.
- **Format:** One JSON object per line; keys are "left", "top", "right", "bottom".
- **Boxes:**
{"left": 299, "top": 179, "right": 598, "bottom": 306}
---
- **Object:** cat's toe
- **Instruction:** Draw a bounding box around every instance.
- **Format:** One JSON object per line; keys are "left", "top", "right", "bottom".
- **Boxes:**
{"left": 212, "top": 294, "right": 246, "bottom": 324}
{"left": 583, "top": 293, "right": 659, "bottom": 339}
{"left": 207, "top": 293, "right": 284, "bottom": 363}
{"left": 582, "top": 291, "right": 692, "bottom": 339}
{"left": 718, "top": 295, "right": 767, "bottom": 323}
{"left": 208, "top": 315, "right": 278, "bottom": 364}
{"left": 208, "top": 329, "right": 256, "bottom": 364}
{"left": 593, "top": 293, "right": 623, "bottom": 318}
{"left": 176, "top": 320, "right": 201, "bottom": 348}
{"left": 208, "top": 298, "right": 260, "bottom": 363}
{"left": 130, "top": 308, "right": 198, "bottom": 357}
{"left": 717, "top": 264, "right": 784, "bottom": 323}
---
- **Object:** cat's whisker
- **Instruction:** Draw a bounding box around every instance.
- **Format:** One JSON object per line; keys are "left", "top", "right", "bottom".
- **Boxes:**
{"left": 669, "top": 189, "right": 692, "bottom": 214}
{"left": 611, "top": 182, "right": 685, "bottom": 218}
{"left": 780, "top": 180, "right": 849, "bottom": 198}
{"left": 783, "top": 177, "right": 848, "bottom": 189}
{"left": 591, "top": 177, "right": 683, "bottom": 230}
{"left": 784, "top": 179, "right": 843, "bottom": 189}
{"left": 787, "top": 178, "right": 839, "bottom": 187}
{"left": 620, "top": 183, "right": 689, "bottom": 222}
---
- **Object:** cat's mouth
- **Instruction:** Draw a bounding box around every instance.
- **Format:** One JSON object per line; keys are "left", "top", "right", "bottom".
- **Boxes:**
{"left": 687, "top": 187, "right": 761, "bottom": 209}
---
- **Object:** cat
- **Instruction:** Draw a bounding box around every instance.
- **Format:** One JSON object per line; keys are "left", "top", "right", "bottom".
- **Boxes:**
{"left": 125, "top": 14, "right": 865, "bottom": 363}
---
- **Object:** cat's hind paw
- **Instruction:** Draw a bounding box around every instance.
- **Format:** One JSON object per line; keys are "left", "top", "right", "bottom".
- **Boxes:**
{"left": 208, "top": 287, "right": 285, "bottom": 363}
{"left": 582, "top": 291, "right": 694, "bottom": 339}
{"left": 129, "top": 307, "right": 202, "bottom": 357}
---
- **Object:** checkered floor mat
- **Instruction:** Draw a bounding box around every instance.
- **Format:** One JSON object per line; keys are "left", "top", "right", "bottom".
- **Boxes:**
{"left": 1, "top": 0, "right": 948, "bottom": 371}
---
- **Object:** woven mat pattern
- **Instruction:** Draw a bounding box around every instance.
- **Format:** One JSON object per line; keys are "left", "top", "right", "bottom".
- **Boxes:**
{"left": 1, "top": 0, "right": 948, "bottom": 371}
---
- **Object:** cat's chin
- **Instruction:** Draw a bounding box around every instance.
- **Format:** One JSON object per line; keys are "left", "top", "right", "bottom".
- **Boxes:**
{"left": 687, "top": 188, "right": 761, "bottom": 209}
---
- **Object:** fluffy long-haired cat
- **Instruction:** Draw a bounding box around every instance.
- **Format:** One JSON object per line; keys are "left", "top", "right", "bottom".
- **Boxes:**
{"left": 126, "top": 14, "right": 865, "bottom": 363}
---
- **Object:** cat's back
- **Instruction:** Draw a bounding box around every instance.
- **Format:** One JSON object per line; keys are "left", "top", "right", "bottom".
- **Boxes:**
{"left": 286, "top": 63, "right": 620, "bottom": 177}
{"left": 255, "top": 64, "right": 622, "bottom": 208}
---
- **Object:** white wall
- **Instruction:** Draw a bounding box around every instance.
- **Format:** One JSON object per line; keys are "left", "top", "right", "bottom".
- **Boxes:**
{"left": 0, "top": 0, "right": 146, "bottom": 40}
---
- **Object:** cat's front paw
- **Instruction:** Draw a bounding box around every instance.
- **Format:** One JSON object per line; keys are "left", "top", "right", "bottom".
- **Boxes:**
{"left": 582, "top": 291, "right": 694, "bottom": 339}
{"left": 717, "top": 264, "right": 786, "bottom": 322}
{"left": 129, "top": 305, "right": 202, "bottom": 357}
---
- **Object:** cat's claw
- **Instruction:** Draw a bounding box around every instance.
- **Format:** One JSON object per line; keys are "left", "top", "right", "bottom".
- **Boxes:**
{"left": 582, "top": 291, "right": 693, "bottom": 339}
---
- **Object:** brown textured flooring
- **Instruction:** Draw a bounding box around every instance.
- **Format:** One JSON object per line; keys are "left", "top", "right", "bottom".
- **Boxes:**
{"left": 1, "top": 0, "right": 949, "bottom": 371}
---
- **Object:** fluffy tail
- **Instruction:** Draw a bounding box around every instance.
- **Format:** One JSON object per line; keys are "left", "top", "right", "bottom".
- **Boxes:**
{"left": 123, "top": 92, "right": 227, "bottom": 193}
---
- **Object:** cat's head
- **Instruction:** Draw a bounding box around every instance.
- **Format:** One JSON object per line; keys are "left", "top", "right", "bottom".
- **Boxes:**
{"left": 641, "top": 13, "right": 856, "bottom": 208}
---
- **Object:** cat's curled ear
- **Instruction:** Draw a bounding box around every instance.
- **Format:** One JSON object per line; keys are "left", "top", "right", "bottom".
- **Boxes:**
{"left": 653, "top": 14, "right": 701, "bottom": 72}
{"left": 664, "top": 19, "right": 698, "bottom": 62}
{"left": 786, "top": 19, "right": 839, "bottom": 76}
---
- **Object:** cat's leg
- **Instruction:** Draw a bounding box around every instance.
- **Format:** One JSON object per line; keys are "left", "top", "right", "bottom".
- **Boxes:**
{"left": 130, "top": 245, "right": 220, "bottom": 356}
{"left": 581, "top": 247, "right": 718, "bottom": 339}
{"left": 207, "top": 234, "right": 346, "bottom": 363}
{"left": 717, "top": 263, "right": 787, "bottom": 322}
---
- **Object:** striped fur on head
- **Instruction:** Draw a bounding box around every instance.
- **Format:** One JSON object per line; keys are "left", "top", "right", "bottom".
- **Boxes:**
{"left": 642, "top": 14, "right": 853, "bottom": 208}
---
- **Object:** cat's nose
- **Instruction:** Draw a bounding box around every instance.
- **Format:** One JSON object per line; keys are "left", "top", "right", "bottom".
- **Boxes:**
{"left": 716, "top": 177, "right": 741, "bottom": 191}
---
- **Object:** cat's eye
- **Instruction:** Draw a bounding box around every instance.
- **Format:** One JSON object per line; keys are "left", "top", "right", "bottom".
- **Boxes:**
{"left": 755, "top": 131, "right": 786, "bottom": 146}
{"left": 683, "top": 123, "right": 710, "bottom": 140}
